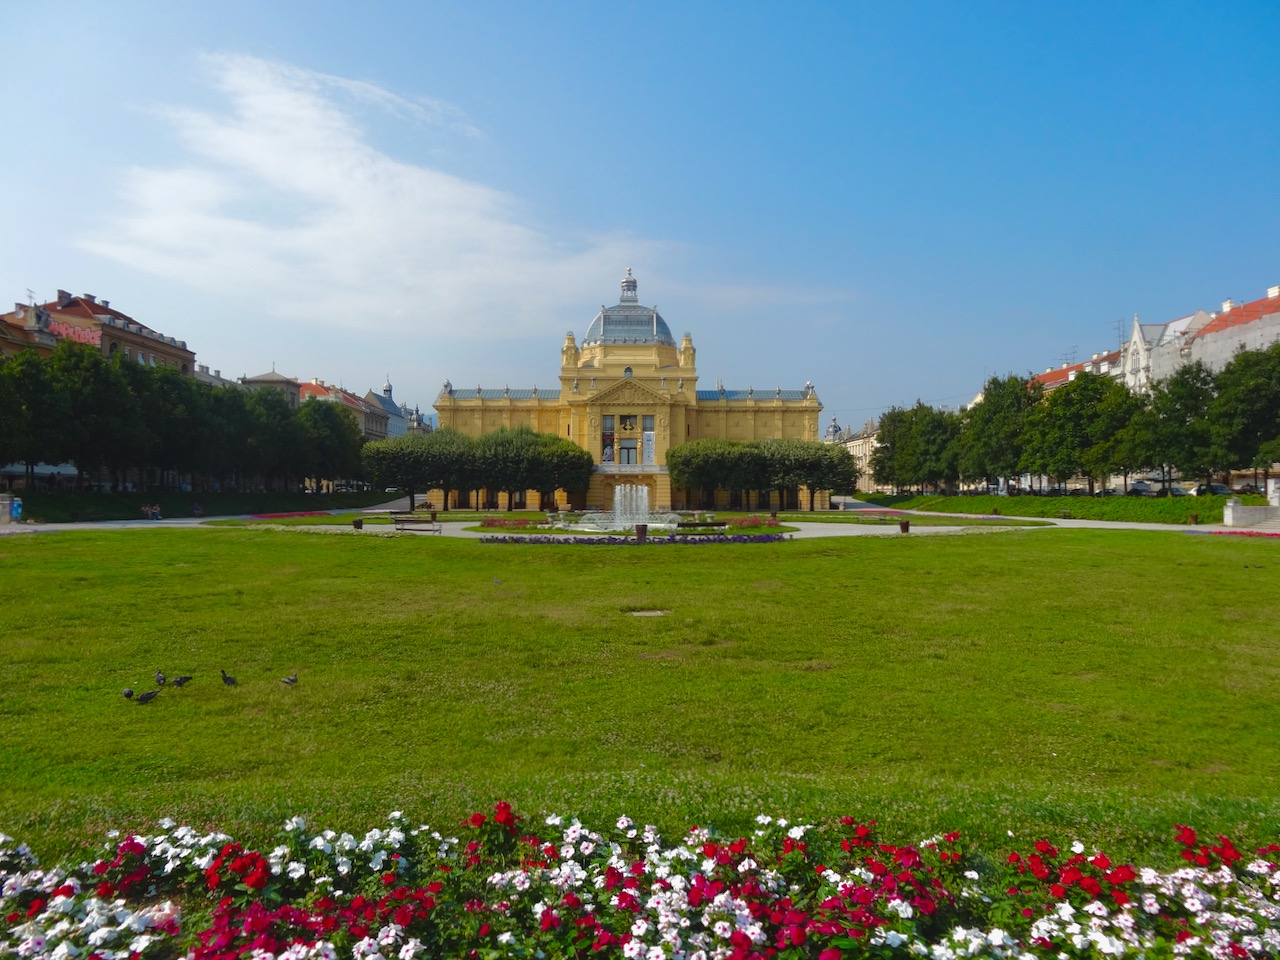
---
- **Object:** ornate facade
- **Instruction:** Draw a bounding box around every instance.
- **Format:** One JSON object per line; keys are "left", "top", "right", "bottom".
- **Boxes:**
{"left": 434, "top": 270, "right": 825, "bottom": 510}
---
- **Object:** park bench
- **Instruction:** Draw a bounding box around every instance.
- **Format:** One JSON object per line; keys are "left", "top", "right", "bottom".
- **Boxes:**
{"left": 391, "top": 512, "right": 443, "bottom": 534}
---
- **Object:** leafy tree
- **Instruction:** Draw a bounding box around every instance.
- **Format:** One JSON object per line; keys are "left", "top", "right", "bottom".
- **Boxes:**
{"left": 870, "top": 406, "right": 910, "bottom": 492}
{"left": 419, "top": 428, "right": 476, "bottom": 511}
{"left": 364, "top": 433, "right": 432, "bottom": 510}
{"left": 245, "top": 388, "right": 303, "bottom": 491}
{"left": 536, "top": 433, "right": 594, "bottom": 508}
{"left": 1149, "top": 361, "right": 1219, "bottom": 485}
{"left": 1210, "top": 343, "right": 1280, "bottom": 472}
{"left": 961, "top": 374, "right": 1041, "bottom": 488}
{"left": 666, "top": 438, "right": 735, "bottom": 508}
{"left": 0, "top": 351, "right": 68, "bottom": 486}
{"left": 297, "top": 398, "right": 364, "bottom": 490}
{"left": 473, "top": 427, "right": 544, "bottom": 509}
{"left": 43, "top": 341, "right": 137, "bottom": 487}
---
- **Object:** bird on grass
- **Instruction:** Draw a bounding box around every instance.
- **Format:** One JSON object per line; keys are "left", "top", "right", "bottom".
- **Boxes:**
{"left": 122, "top": 688, "right": 134, "bottom": 699}
{"left": 172, "top": 675, "right": 193, "bottom": 687}
{"left": 136, "top": 690, "right": 160, "bottom": 704}
{"left": 155, "top": 670, "right": 166, "bottom": 687}
{"left": 221, "top": 669, "right": 237, "bottom": 686}
{"left": 281, "top": 673, "right": 298, "bottom": 686}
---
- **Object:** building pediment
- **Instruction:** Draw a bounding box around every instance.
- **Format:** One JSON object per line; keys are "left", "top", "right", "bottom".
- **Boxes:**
{"left": 591, "top": 377, "right": 671, "bottom": 407}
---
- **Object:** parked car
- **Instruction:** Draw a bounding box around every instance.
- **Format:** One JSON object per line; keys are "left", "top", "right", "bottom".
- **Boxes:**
{"left": 1191, "top": 483, "right": 1231, "bottom": 496}
{"left": 1126, "top": 480, "right": 1153, "bottom": 496}
{"left": 1234, "top": 483, "right": 1260, "bottom": 495}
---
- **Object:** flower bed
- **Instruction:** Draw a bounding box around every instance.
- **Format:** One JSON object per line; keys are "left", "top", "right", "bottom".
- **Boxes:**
{"left": 3, "top": 805, "right": 1278, "bottom": 959}
{"left": 724, "top": 515, "right": 781, "bottom": 529}
{"left": 480, "top": 517, "right": 537, "bottom": 529}
{"left": 481, "top": 533, "right": 787, "bottom": 545}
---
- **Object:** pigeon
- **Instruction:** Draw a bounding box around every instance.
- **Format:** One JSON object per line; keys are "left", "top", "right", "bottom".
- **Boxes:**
{"left": 221, "top": 669, "right": 237, "bottom": 686}
{"left": 171, "top": 675, "right": 193, "bottom": 687}
{"left": 136, "top": 690, "right": 160, "bottom": 704}
{"left": 155, "top": 670, "right": 166, "bottom": 687}
{"left": 281, "top": 673, "right": 298, "bottom": 686}
{"left": 122, "top": 688, "right": 134, "bottom": 699}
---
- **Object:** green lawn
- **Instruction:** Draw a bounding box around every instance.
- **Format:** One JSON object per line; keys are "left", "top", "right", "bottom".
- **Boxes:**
{"left": 2, "top": 525, "right": 1277, "bottom": 865}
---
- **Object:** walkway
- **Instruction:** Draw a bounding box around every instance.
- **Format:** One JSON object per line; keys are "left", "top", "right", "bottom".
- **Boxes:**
{"left": 0, "top": 496, "right": 1260, "bottom": 538}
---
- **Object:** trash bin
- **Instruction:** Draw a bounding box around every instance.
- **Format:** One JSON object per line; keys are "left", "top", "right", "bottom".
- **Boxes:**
{"left": 634, "top": 523, "right": 648, "bottom": 542}
{"left": 430, "top": 510, "right": 437, "bottom": 522}
{"left": 352, "top": 517, "right": 363, "bottom": 530}
{"left": 898, "top": 519, "right": 910, "bottom": 533}
{"left": 1189, "top": 514, "right": 1198, "bottom": 525}
{"left": 0, "top": 494, "right": 11, "bottom": 525}
{"left": 8, "top": 498, "right": 20, "bottom": 522}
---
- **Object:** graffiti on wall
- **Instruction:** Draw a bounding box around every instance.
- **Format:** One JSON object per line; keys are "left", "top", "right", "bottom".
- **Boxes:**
{"left": 48, "top": 320, "right": 102, "bottom": 346}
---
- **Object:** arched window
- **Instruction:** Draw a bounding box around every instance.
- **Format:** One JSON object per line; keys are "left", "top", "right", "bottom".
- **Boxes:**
{"left": 624, "top": 366, "right": 633, "bottom": 377}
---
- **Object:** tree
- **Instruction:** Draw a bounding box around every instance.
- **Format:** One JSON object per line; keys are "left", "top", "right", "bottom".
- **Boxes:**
{"left": 960, "top": 374, "right": 1041, "bottom": 489}
{"left": 1019, "top": 372, "right": 1135, "bottom": 492}
{"left": 298, "top": 398, "right": 364, "bottom": 490}
{"left": 536, "top": 433, "right": 594, "bottom": 508}
{"left": 1210, "top": 343, "right": 1280, "bottom": 474}
{"left": 43, "top": 341, "right": 136, "bottom": 487}
{"left": 0, "top": 351, "right": 67, "bottom": 486}
{"left": 245, "top": 388, "right": 303, "bottom": 491}
{"left": 364, "top": 434, "right": 432, "bottom": 510}
{"left": 870, "top": 407, "right": 910, "bottom": 492}
{"left": 1149, "top": 361, "right": 1219, "bottom": 485}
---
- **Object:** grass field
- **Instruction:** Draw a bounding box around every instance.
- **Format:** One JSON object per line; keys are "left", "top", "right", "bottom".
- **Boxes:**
{"left": 2, "top": 525, "right": 1277, "bottom": 867}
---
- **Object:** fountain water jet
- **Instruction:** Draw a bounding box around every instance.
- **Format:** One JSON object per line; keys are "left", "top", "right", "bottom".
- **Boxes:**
{"left": 563, "top": 484, "right": 680, "bottom": 533}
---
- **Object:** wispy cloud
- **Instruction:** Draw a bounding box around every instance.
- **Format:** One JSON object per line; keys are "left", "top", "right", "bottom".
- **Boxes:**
{"left": 82, "top": 53, "right": 660, "bottom": 341}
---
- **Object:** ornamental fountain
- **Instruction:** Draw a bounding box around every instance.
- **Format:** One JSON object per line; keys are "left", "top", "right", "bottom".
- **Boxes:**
{"left": 558, "top": 483, "right": 681, "bottom": 533}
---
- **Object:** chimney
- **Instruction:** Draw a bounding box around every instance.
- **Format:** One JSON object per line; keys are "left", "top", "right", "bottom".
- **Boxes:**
{"left": 1268, "top": 285, "right": 1280, "bottom": 299}
{"left": 213, "top": 370, "right": 220, "bottom": 378}
{"left": 1222, "top": 298, "right": 1236, "bottom": 312}
{"left": 83, "top": 294, "right": 96, "bottom": 304}
{"left": 101, "top": 300, "right": 109, "bottom": 308}
{"left": 56, "top": 289, "right": 73, "bottom": 307}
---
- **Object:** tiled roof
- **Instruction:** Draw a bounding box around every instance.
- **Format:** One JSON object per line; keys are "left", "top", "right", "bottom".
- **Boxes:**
{"left": 1031, "top": 349, "right": 1120, "bottom": 389}
{"left": 368, "top": 393, "right": 404, "bottom": 416}
{"left": 1190, "top": 292, "right": 1280, "bottom": 340}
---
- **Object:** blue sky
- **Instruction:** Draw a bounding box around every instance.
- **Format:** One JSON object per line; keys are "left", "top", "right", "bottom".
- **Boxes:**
{"left": 3, "top": 1, "right": 1278, "bottom": 427}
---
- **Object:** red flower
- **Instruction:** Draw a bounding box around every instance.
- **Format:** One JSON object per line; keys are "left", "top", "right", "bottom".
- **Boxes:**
{"left": 1175, "top": 825, "right": 1198, "bottom": 847}
{"left": 540, "top": 909, "right": 561, "bottom": 931}
{"left": 469, "top": 812, "right": 487, "bottom": 828}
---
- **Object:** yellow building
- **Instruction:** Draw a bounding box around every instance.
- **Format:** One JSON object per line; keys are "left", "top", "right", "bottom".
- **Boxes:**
{"left": 434, "top": 269, "right": 825, "bottom": 510}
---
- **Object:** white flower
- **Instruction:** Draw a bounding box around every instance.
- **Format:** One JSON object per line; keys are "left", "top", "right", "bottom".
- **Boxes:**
{"left": 157, "top": 817, "right": 176, "bottom": 830}
{"left": 622, "top": 940, "right": 645, "bottom": 959}
{"left": 1083, "top": 900, "right": 1109, "bottom": 917}
{"left": 755, "top": 815, "right": 772, "bottom": 826}
{"left": 546, "top": 814, "right": 563, "bottom": 827}
{"left": 631, "top": 917, "right": 650, "bottom": 937}
{"left": 580, "top": 841, "right": 596, "bottom": 856}
{"left": 1071, "top": 841, "right": 1085, "bottom": 854}
{"left": 713, "top": 921, "right": 732, "bottom": 938}
{"left": 787, "top": 825, "right": 807, "bottom": 840}
{"left": 397, "top": 938, "right": 423, "bottom": 959}
{"left": 617, "top": 816, "right": 634, "bottom": 830}
{"left": 963, "top": 870, "right": 979, "bottom": 881}
{"left": 887, "top": 898, "right": 914, "bottom": 919}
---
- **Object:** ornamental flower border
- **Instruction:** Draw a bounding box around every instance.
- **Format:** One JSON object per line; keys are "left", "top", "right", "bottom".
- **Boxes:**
{"left": 3, "top": 804, "right": 1279, "bottom": 959}
{"left": 481, "top": 533, "right": 787, "bottom": 545}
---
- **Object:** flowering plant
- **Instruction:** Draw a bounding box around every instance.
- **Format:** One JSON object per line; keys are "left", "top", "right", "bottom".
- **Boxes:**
{"left": 724, "top": 516, "right": 781, "bottom": 529}
{"left": 481, "top": 533, "right": 787, "bottom": 545}
{"left": 3, "top": 805, "right": 1278, "bottom": 959}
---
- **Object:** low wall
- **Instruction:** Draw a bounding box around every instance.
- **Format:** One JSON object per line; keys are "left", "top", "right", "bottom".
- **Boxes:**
{"left": 1223, "top": 499, "right": 1279, "bottom": 527}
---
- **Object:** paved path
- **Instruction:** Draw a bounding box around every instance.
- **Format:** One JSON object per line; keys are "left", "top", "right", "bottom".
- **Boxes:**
{"left": 1, "top": 497, "right": 1255, "bottom": 539}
